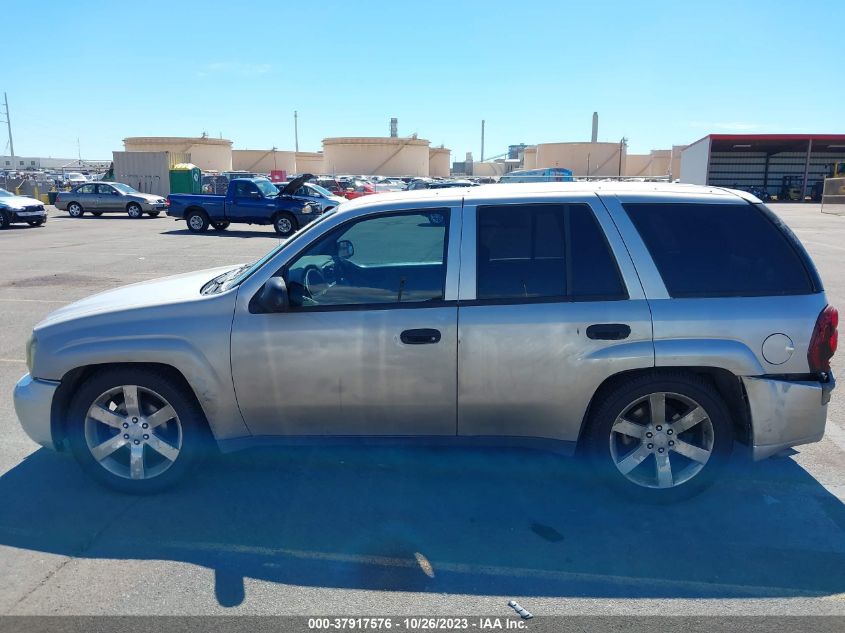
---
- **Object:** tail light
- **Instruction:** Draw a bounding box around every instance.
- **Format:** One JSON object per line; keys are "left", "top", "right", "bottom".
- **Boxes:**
{"left": 165, "top": 196, "right": 171, "bottom": 207}
{"left": 808, "top": 305, "right": 838, "bottom": 373}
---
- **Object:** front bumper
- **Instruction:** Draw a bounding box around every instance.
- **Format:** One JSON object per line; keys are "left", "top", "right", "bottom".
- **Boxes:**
{"left": 744, "top": 372, "right": 835, "bottom": 460}
{"left": 13, "top": 373, "right": 60, "bottom": 450}
{"left": 10, "top": 209, "right": 47, "bottom": 222}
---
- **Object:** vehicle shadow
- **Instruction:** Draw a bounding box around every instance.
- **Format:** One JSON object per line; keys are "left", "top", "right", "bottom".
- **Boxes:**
{"left": 161, "top": 228, "right": 282, "bottom": 239}
{"left": 0, "top": 445, "right": 843, "bottom": 607}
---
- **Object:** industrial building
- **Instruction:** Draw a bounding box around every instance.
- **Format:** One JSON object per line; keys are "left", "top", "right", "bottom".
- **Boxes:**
{"left": 123, "top": 136, "right": 234, "bottom": 172}
{"left": 680, "top": 134, "right": 845, "bottom": 199}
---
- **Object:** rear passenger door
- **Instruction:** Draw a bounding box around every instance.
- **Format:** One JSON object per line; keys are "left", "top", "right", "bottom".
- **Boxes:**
{"left": 457, "top": 197, "right": 654, "bottom": 444}
{"left": 74, "top": 183, "right": 97, "bottom": 209}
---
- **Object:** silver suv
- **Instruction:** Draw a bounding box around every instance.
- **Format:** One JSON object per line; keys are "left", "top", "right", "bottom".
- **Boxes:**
{"left": 13, "top": 183, "right": 837, "bottom": 500}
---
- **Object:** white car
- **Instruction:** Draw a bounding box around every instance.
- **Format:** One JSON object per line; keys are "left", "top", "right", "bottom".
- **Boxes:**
{"left": 275, "top": 180, "right": 346, "bottom": 213}
{"left": 0, "top": 188, "right": 47, "bottom": 229}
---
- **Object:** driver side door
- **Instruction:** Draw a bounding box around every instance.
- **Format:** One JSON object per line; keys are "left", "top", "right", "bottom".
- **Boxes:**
{"left": 229, "top": 181, "right": 273, "bottom": 222}
{"left": 230, "top": 207, "right": 460, "bottom": 437}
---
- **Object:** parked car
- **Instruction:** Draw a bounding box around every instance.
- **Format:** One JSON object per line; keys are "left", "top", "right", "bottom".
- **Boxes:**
{"left": 314, "top": 177, "right": 345, "bottom": 196}
{"left": 13, "top": 183, "right": 836, "bottom": 500}
{"left": 339, "top": 180, "right": 376, "bottom": 199}
{"left": 0, "top": 188, "right": 47, "bottom": 229}
{"left": 274, "top": 180, "right": 346, "bottom": 214}
{"left": 55, "top": 182, "right": 168, "bottom": 218}
{"left": 167, "top": 175, "right": 317, "bottom": 236}
{"left": 499, "top": 167, "right": 574, "bottom": 183}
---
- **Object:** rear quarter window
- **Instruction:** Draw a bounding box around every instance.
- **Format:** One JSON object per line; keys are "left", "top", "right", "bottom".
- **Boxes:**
{"left": 623, "top": 202, "right": 820, "bottom": 298}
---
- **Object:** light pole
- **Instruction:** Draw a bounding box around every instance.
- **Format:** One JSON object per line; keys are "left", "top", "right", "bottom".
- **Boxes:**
{"left": 3, "top": 92, "right": 14, "bottom": 164}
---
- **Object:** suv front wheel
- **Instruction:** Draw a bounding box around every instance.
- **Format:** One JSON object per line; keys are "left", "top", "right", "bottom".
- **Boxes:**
{"left": 585, "top": 372, "right": 733, "bottom": 502}
{"left": 67, "top": 368, "right": 210, "bottom": 493}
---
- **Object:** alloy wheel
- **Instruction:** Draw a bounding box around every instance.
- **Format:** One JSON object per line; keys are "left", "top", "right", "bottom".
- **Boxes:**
{"left": 609, "top": 391, "right": 714, "bottom": 489}
{"left": 276, "top": 217, "right": 292, "bottom": 234}
{"left": 84, "top": 385, "right": 182, "bottom": 480}
{"left": 188, "top": 214, "right": 205, "bottom": 231}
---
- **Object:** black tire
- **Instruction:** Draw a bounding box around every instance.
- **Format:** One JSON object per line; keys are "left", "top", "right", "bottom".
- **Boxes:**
{"left": 211, "top": 221, "right": 230, "bottom": 231}
{"left": 186, "top": 209, "right": 210, "bottom": 233}
{"left": 0, "top": 211, "right": 9, "bottom": 229}
{"left": 67, "top": 202, "right": 84, "bottom": 218}
{"left": 127, "top": 203, "right": 143, "bottom": 219}
{"left": 273, "top": 212, "right": 296, "bottom": 237}
{"left": 148, "top": 211, "right": 160, "bottom": 217}
{"left": 584, "top": 371, "right": 733, "bottom": 503}
{"left": 91, "top": 211, "right": 103, "bottom": 217}
{"left": 27, "top": 219, "right": 45, "bottom": 227}
{"left": 66, "top": 367, "right": 211, "bottom": 494}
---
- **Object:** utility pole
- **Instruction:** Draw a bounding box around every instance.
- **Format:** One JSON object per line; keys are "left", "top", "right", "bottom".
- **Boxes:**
{"left": 294, "top": 111, "right": 299, "bottom": 153}
{"left": 481, "top": 120, "right": 485, "bottom": 163}
{"left": 3, "top": 92, "right": 14, "bottom": 162}
{"left": 618, "top": 137, "right": 627, "bottom": 177}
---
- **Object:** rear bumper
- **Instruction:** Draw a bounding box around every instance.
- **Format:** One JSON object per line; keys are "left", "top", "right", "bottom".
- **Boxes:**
{"left": 744, "top": 372, "right": 835, "bottom": 460}
{"left": 13, "top": 373, "right": 60, "bottom": 450}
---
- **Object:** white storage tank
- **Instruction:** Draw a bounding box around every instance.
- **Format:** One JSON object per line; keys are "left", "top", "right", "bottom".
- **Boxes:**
{"left": 322, "top": 137, "right": 431, "bottom": 176}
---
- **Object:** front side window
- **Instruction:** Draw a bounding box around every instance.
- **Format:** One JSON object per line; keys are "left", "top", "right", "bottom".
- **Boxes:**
{"left": 234, "top": 181, "right": 259, "bottom": 198}
{"left": 476, "top": 203, "right": 626, "bottom": 301}
{"left": 623, "top": 202, "right": 817, "bottom": 297}
{"left": 77, "top": 184, "right": 96, "bottom": 194}
{"left": 284, "top": 210, "right": 450, "bottom": 309}
{"left": 96, "top": 184, "right": 115, "bottom": 195}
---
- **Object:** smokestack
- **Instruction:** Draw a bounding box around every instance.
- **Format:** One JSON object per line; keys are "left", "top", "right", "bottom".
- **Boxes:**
{"left": 390, "top": 118, "right": 398, "bottom": 138}
{"left": 591, "top": 112, "right": 598, "bottom": 143}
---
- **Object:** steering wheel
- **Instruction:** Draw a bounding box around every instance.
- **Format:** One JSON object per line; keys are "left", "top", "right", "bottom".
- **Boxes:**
{"left": 303, "top": 265, "right": 329, "bottom": 299}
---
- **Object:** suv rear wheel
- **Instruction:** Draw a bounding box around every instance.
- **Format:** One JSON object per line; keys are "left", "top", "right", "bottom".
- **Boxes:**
{"left": 67, "top": 368, "right": 210, "bottom": 493}
{"left": 585, "top": 372, "right": 733, "bottom": 502}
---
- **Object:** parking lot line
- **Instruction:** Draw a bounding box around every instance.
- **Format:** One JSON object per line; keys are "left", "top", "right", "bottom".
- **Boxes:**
{"left": 151, "top": 539, "right": 827, "bottom": 598}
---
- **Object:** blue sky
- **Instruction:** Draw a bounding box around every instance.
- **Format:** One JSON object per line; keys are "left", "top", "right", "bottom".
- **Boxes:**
{"left": 3, "top": 0, "right": 842, "bottom": 160}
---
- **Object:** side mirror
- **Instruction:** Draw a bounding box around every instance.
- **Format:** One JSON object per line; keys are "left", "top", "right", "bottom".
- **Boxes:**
{"left": 346, "top": 187, "right": 355, "bottom": 192}
{"left": 337, "top": 239, "right": 354, "bottom": 259}
{"left": 249, "top": 191, "right": 262, "bottom": 199}
{"left": 259, "top": 277, "right": 289, "bottom": 312}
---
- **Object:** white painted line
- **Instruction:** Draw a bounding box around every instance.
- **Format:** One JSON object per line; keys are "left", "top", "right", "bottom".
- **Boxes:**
{"left": 151, "top": 539, "right": 825, "bottom": 598}
{"left": 0, "top": 359, "right": 25, "bottom": 363}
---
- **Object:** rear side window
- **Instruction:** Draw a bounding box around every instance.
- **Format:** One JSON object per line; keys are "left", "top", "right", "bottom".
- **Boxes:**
{"left": 623, "top": 203, "right": 818, "bottom": 297}
{"left": 476, "top": 203, "right": 626, "bottom": 301}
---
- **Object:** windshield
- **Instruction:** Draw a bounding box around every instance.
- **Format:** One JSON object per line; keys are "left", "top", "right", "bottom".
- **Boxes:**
{"left": 254, "top": 179, "right": 278, "bottom": 197}
{"left": 111, "top": 183, "right": 138, "bottom": 193}
{"left": 209, "top": 208, "right": 338, "bottom": 293}
{"left": 308, "top": 183, "right": 335, "bottom": 198}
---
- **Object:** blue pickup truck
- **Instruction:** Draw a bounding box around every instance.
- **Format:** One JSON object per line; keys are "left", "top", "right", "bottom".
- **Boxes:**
{"left": 167, "top": 175, "right": 318, "bottom": 236}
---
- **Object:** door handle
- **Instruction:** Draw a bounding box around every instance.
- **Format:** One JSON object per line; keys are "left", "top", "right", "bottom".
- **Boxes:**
{"left": 400, "top": 328, "right": 441, "bottom": 345}
{"left": 586, "top": 323, "right": 631, "bottom": 340}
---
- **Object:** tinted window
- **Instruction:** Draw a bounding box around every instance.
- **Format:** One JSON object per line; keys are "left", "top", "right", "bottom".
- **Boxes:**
{"left": 477, "top": 203, "right": 626, "bottom": 301}
{"left": 284, "top": 210, "right": 449, "bottom": 308}
{"left": 624, "top": 202, "right": 815, "bottom": 297}
{"left": 569, "top": 205, "right": 627, "bottom": 298}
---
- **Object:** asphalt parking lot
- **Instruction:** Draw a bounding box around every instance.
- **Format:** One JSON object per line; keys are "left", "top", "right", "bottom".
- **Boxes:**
{"left": 1, "top": 204, "right": 844, "bottom": 617}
